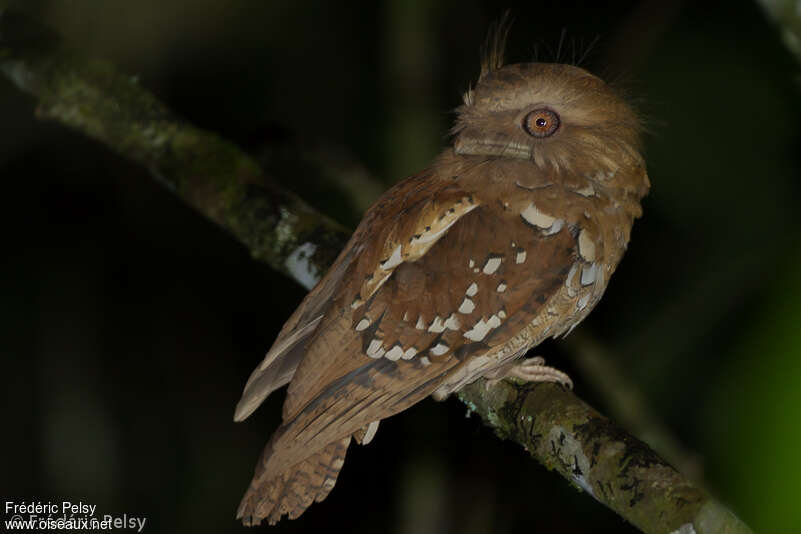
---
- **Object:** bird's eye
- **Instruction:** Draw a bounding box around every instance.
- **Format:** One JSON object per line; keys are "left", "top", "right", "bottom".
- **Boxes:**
{"left": 523, "top": 109, "right": 560, "bottom": 138}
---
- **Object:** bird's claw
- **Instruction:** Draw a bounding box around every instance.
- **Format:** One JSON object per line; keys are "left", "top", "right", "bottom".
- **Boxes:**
{"left": 485, "top": 356, "right": 573, "bottom": 390}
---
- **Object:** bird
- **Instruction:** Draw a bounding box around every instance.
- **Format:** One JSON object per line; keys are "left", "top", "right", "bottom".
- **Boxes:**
{"left": 233, "top": 33, "right": 649, "bottom": 526}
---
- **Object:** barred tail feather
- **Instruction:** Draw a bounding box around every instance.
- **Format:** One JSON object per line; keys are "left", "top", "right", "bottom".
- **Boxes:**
{"left": 237, "top": 437, "right": 351, "bottom": 526}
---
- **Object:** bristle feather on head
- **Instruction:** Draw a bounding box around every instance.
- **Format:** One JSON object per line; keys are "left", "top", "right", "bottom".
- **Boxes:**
{"left": 464, "top": 12, "right": 513, "bottom": 106}
{"left": 480, "top": 11, "right": 512, "bottom": 80}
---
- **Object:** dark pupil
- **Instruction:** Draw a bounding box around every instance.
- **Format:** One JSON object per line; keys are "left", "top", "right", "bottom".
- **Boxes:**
{"left": 535, "top": 117, "right": 548, "bottom": 128}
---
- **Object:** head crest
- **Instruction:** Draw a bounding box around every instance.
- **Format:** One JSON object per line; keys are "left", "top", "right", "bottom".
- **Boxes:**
{"left": 480, "top": 12, "right": 512, "bottom": 80}
{"left": 463, "top": 13, "right": 512, "bottom": 106}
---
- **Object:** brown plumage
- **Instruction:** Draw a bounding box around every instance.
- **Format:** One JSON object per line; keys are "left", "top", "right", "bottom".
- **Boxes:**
{"left": 234, "top": 53, "right": 649, "bottom": 525}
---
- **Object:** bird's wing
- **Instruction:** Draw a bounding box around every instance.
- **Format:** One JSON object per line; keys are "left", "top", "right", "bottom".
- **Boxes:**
{"left": 264, "top": 176, "right": 582, "bottom": 475}
{"left": 234, "top": 170, "right": 475, "bottom": 422}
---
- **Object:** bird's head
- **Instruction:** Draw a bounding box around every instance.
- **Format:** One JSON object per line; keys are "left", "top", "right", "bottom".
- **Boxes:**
{"left": 453, "top": 62, "right": 647, "bottom": 196}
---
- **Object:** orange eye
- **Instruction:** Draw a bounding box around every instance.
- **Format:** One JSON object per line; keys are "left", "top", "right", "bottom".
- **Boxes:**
{"left": 523, "top": 108, "right": 560, "bottom": 138}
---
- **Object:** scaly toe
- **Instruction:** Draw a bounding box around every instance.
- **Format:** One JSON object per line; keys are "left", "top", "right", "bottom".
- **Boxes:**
{"left": 504, "top": 357, "right": 573, "bottom": 389}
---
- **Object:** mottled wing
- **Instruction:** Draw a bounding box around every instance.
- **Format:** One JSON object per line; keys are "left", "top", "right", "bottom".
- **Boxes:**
{"left": 235, "top": 170, "right": 475, "bottom": 422}
{"left": 266, "top": 185, "right": 579, "bottom": 475}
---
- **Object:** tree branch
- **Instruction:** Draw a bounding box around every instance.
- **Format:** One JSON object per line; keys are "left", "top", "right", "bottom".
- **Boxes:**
{"left": 0, "top": 10, "right": 752, "bottom": 534}
{"left": 0, "top": 8, "right": 348, "bottom": 289}
{"left": 562, "top": 331, "right": 704, "bottom": 482}
{"left": 458, "top": 379, "right": 749, "bottom": 534}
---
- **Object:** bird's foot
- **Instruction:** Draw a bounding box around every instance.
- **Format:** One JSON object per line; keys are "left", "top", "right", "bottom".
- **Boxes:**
{"left": 485, "top": 356, "right": 573, "bottom": 390}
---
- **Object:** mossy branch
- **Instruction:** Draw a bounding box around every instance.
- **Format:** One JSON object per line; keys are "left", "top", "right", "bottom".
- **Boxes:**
{"left": 0, "top": 8, "right": 348, "bottom": 289}
{"left": 458, "top": 379, "right": 750, "bottom": 534}
{"left": 0, "top": 10, "right": 752, "bottom": 534}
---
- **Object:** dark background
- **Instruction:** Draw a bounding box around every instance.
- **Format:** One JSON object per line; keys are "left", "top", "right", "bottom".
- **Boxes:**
{"left": 2, "top": 1, "right": 800, "bottom": 532}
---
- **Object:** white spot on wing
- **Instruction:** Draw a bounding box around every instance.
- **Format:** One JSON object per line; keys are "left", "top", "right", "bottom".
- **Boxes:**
{"left": 515, "top": 250, "right": 527, "bottom": 264}
{"left": 355, "top": 318, "right": 370, "bottom": 331}
{"left": 366, "top": 339, "right": 385, "bottom": 359}
{"left": 380, "top": 245, "right": 403, "bottom": 270}
{"left": 520, "top": 203, "right": 556, "bottom": 229}
{"left": 496, "top": 282, "right": 507, "bottom": 293}
{"left": 458, "top": 298, "right": 475, "bottom": 314}
{"left": 466, "top": 282, "right": 478, "bottom": 296}
{"left": 420, "top": 356, "right": 431, "bottom": 367}
{"left": 498, "top": 309, "right": 507, "bottom": 319}
{"left": 483, "top": 256, "right": 502, "bottom": 274}
{"left": 464, "top": 318, "right": 493, "bottom": 341}
{"left": 402, "top": 347, "right": 418, "bottom": 360}
{"left": 566, "top": 264, "right": 579, "bottom": 297}
{"left": 544, "top": 219, "right": 565, "bottom": 235}
{"left": 415, "top": 315, "right": 426, "bottom": 330}
{"left": 575, "top": 183, "right": 595, "bottom": 197}
{"left": 578, "top": 229, "right": 596, "bottom": 262}
{"left": 361, "top": 420, "right": 380, "bottom": 445}
{"left": 487, "top": 314, "right": 502, "bottom": 328}
{"left": 428, "top": 316, "right": 446, "bottom": 333}
{"left": 430, "top": 342, "right": 449, "bottom": 356}
{"left": 444, "top": 314, "right": 461, "bottom": 330}
{"left": 468, "top": 259, "right": 475, "bottom": 268}
{"left": 581, "top": 263, "right": 598, "bottom": 286}
{"left": 385, "top": 344, "right": 404, "bottom": 361}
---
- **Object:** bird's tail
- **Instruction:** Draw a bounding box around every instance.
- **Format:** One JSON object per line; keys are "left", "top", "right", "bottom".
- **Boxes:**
{"left": 237, "top": 436, "right": 351, "bottom": 526}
